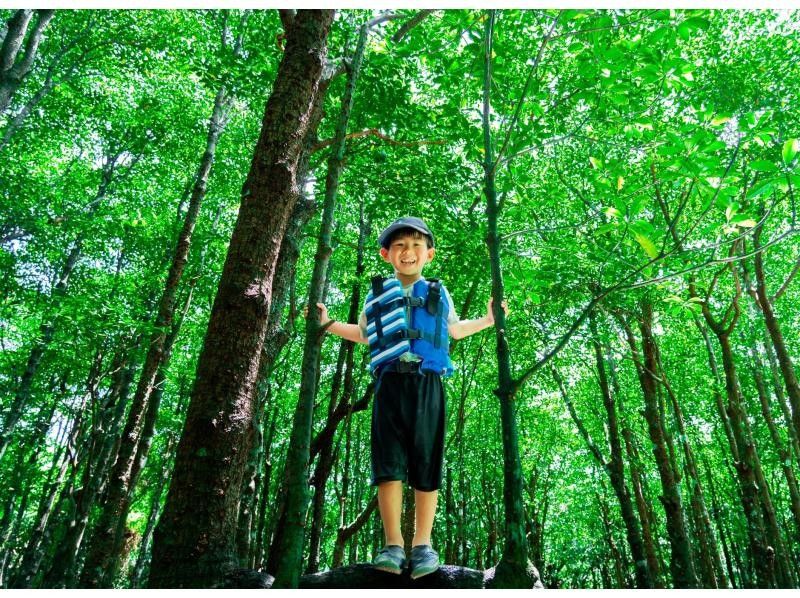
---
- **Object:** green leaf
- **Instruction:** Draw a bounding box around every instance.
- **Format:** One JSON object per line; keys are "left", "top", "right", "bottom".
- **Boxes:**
{"left": 749, "top": 160, "right": 777, "bottom": 173}
{"left": 634, "top": 232, "right": 659, "bottom": 258}
{"left": 746, "top": 177, "right": 778, "bottom": 199}
{"left": 589, "top": 156, "right": 603, "bottom": 169}
{"left": 677, "top": 16, "right": 710, "bottom": 40}
{"left": 783, "top": 138, "right": 799, "bottom": 164}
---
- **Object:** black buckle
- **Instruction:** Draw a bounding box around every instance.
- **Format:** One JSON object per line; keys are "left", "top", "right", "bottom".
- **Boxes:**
{"left": 383, "top": 360, "right": 421, "bottom": 374}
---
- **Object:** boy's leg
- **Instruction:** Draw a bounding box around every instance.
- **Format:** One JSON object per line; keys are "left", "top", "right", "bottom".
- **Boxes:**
{"left": 412, "top": 488, "right": 438, "bottom": 546}
{"left": 377, "top": 480, "right": 404, "bottom": 546}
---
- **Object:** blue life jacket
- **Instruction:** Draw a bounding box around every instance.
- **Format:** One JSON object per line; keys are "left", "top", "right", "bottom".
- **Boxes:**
{"left": 364, "top": 276, "right": 453, "bottom": 377}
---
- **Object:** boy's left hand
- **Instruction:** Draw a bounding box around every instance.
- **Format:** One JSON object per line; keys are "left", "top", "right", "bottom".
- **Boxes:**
{"left": 486, "top": 297, "right": 509, "bottom": 325}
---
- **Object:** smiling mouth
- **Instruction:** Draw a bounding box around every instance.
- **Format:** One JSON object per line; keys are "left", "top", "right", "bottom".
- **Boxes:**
{"left": 400, "top": 260, "right": 416, "bottom": 265}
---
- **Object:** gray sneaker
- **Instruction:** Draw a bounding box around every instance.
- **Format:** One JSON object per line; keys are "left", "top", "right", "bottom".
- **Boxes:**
{"left": 410, "top": 544, "right": 439, "bottom": 579}
{"left": 372, "top": 544, "right": 406, "bottom": 574}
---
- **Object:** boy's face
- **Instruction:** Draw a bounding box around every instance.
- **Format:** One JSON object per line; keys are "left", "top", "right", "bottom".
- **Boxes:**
{"left": 380, "top": 233, "right": 435, "bottom": 282}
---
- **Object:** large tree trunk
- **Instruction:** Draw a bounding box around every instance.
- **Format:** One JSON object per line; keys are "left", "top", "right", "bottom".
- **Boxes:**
{"left": 147, "top": 10, "right": 333, "bottom": 588}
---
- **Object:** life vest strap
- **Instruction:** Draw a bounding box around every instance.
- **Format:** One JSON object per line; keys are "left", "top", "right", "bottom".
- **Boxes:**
{"left": 370, "top": 276, "right": 387, "bottom": 343}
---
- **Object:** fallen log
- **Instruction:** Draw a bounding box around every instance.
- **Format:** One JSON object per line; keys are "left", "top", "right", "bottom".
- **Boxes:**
{"left": 223, "top": 562, "right": 544, "bottom": 589}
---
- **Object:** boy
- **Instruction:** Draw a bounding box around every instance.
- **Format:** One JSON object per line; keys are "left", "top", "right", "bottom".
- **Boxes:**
{"left": 313, "top": 216, "right": 506, "bottom": 579}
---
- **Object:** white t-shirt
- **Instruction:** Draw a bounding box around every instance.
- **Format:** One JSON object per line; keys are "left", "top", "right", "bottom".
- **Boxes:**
{"left": 359, "top": 277, "right": 458, "bottom": 362}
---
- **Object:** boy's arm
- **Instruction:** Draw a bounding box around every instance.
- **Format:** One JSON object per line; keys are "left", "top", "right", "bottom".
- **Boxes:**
{"left": 327, "top": 321, "right": 369, "bottom": 345}
{"left": 312, "top": 302, "right": 369, "bottom": 345}
{"left": 448, "top": 297, "right": 508, "bottom": 340}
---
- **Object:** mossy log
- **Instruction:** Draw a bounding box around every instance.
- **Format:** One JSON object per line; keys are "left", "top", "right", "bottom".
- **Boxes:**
{"left": 223, "top": 563, "right": 543, "bottom": 589}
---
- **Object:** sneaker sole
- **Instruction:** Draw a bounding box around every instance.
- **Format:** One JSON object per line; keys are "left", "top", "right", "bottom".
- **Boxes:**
{"left": 410, "top": 565, "right": 439, "bottom": 580}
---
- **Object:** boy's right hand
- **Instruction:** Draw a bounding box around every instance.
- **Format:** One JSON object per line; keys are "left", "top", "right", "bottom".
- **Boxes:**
{"left": 309, "top": 302, "right": 330, "bottom": 326}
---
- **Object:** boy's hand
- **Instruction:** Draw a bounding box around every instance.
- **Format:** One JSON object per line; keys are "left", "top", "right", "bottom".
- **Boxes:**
{"left": 315, "top": 302, "right": 331, "bottom": 326}
{"left": 303, "top": 302, "right": 331, "bottom": 326}
{"left": 486, "top": 298, "right": 509, "bottom": 325}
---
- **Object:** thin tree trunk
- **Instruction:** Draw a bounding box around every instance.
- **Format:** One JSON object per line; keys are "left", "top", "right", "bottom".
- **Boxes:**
{"left": 749, "top": 340, "right": 800, "bottom": 541}
{"left": 271, "top": 15, "right": 364, "bottom": 587}
{"left": 481, "top": 10, "right": 531, "bottom": 587}
{"left": 591, "top": 315, "right": 653, "bottom": 587}
{"left": 618, "top": 302, "right": 698, "bottom": 588}
{"left": 763, "top": 331, "right": 800, "bottom": 463}
{"left": 80, "top": 36, "right": 236, "bottom": 586}
{"left": 655, "top": 338, "right": 722, "bottom": 588}
{"left": 703, "top": 457, "right": 738, "bottom": 588}
{"left": 332, "top": 495, "right": 378, "bottom": 568}
{"left": 129, "top": 417, "right": 181, "bottom": 589}
{"left": 608, "top": 347, "right": 665, "bottom": 587}
{"left": 148, "top": 11, "right": 333, "bottom": 588}
{"left": 752, "top": 225, "right": 800, "bottom": 442}
{"left": 0, "top": 9, "right": 54, "bottom": 114}
{"left": 710, "top": 327, "right": 774, "bottom": 587}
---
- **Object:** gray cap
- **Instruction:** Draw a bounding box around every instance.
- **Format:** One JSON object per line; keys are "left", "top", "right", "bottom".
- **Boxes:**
{"left": 378, "top": 216, "right": 435, "bottom": 249}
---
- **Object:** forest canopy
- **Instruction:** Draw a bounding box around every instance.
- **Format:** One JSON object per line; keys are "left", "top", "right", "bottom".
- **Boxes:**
{"left": 0, "top": 8, "right": 799, "bottom": 589}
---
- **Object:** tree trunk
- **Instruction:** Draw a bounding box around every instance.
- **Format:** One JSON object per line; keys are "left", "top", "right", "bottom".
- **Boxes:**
{"left": 703, "top": 457, "right": 738, "bottom": 588}
{"left": 620, "top": 301, "right": 698, "bottom": 588}
{"left": 0, "top": 9, "right": 55, "bottom": 115}
{"left": 129, "top": 421, "right": 180, "bottom": 589}
{"left": 763, "top": 330, "right": 800, "bottom": 463}
{"left": 148, "top": 11, "right": 333, "bottom": 588}
{"left": 608, "top": 346, "right": 665, "bottom": 588}
{"left": 712, "top": 328, "right": 774, "bottom": 587}
{"left": 591, "top": 317, "right": 653, "bottom": 588}
{"left": 481, "top": 10, "right": 531, "bottom": 588}
{"left": 655, "top": 337, "right": 722, "bottom": 587}
{"left": 752, "top": 225, "right": 800, "bottom": 442}
{"left": 332, "top": 495, "right": 378, "bottom": 568}
{"left": 749, "top": 340, "right": 800, "bottom": 542}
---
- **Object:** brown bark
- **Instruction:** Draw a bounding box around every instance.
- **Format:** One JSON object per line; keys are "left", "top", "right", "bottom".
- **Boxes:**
{"left": 752, "top": 225, "right": 800, "bottom": 442}
{"left": 654, "top": 337, "right": 723, "bottom": 588}
{"left": 272, "top": 14, "right": 374, "bottom": 586}
{"left": 148, "top": 10, "right": 333, "bottom": 588}
{"left": 749, "top": 340, "right": 800, "bottom": 541}
{"left": 618, "top": 302, "right": 698, "bottom": 588}
{"left": 696, "top": 301, "right": 774, "bottom": 587}
{"left": 608, "top": 348, "right": 664, "bottom": 587}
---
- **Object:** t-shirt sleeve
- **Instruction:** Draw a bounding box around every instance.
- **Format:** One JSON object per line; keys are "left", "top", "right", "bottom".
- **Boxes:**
{"left": 358, "top": 310, "right": 368, "bottom": 339}
{"left": 442, "top": 285, "right": 459, "bottom": 325}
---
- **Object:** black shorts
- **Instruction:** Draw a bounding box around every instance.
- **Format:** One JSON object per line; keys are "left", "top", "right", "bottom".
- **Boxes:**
{"left": 370, "top": 368, "right": 446, "bottom": 492}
